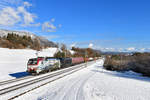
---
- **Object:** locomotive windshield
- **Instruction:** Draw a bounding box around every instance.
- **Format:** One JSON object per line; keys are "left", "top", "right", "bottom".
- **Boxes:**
{"left": 28, "top": 58, "right": 38, "bottom": 65}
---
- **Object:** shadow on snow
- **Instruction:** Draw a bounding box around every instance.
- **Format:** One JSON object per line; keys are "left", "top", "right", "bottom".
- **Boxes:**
{"left": 9, "top": 71, "right": 30, "bottom": 78}
{"left": 92, "top": 65, "right": 150, "bottom": 83}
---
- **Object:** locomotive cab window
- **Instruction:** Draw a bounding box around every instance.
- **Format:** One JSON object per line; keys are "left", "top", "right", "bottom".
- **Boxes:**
{"left": 28, "top": 59, "right": 38, "bottom": 65}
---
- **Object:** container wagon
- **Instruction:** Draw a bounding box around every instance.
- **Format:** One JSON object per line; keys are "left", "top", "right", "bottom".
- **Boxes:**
{"left": 59, "top": 57, "right": 72, "bottom": 68}
{"left": 84, "top": 57, "right": 89, "bottom": 62}
{"left": 71, "top": 57, "right": 84, "bottom": 65}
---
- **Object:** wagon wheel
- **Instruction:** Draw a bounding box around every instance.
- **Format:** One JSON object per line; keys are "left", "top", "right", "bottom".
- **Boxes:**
{"left": 48, "top": 69, "right": 51, "bottom": 72}
{"left": 32, "top": 73, "right": 37, "bottom": 76}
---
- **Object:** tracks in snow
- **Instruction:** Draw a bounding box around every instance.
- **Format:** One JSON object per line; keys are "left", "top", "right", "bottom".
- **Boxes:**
{"left": 0, "top": 61, "right": 95, "bottom": 100}
{"left": 0, "top": 76, "right": 33, "bottom": 86}
{"left": 60, "top": 71, "right": 95, "bottom": 100}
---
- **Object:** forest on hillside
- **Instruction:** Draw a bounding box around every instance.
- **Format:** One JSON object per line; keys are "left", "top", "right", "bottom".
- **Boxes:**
{"left": 0, "top": 33, "right": 41, "bottom": 50}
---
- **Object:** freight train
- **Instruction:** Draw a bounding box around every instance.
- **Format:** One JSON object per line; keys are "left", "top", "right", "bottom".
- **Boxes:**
{"left": 27, "top": 57, "right": 91, "bottom": 74}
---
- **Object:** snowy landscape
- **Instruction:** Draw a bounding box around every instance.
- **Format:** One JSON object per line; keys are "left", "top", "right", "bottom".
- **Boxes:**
{"left": 0, "top": 48, "right": 58, "bottom": 81}
{"left": 13, "top": 59, "right": 150, "bottom": 100}
{"left": 1, "top": 0, "right": 150, "bottom": 100}
{"left": 0, "top": 49, "right": 150, "bottom": 100}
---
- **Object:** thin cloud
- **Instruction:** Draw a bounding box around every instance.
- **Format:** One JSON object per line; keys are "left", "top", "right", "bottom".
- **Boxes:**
{"left": 42, "top": 18, "right": 62, "bottom": 32}
{"left": 42, "top": 21, "right": 57, "bottom": 32}
{"left": 88, "top": 43, "right": 93, "bottom": 48}
{"left": 0, "top": 1, "right": 39, "bottom": 27}
{"left": 51, "top": 18, "right": 55, "bottom": 22}
{"left": 0, "top": 7, "right": 21, "bottom": 26}
{"left": 23, "top": 1, "right": 32, "bottom": 7}
{"left": 18, "top": 6, "right": 38, "bottom": 26}
{"left": 126, "top": 47, "right": 135, "bottom": 51}
{"left": 0, "top": 0, "right": 62, "bottom": 32}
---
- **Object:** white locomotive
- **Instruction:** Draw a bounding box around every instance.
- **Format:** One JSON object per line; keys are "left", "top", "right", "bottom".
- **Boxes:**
{"left": 27, "top": 57, "right": 60, "bottom": 74}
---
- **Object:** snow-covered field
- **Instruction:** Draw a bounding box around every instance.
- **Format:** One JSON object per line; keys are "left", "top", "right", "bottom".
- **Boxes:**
{"left": 0, "top": 48, "right": 58, "bottom": 81}
{"left": 1, "top": 48, "right": 150, "bottom": 100}
{"left": 14, "top": 59, "right": 150, "bottom": 100}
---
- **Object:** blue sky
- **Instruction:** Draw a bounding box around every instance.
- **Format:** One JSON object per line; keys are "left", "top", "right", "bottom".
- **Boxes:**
{"left": 0, "top": 0, "right": 150, "bottom": 52}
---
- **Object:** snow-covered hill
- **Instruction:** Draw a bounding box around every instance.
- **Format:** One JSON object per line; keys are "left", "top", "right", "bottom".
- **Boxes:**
{"left": 0, "top": 29, "right": 35, "bottom": 38}
{"left": 0, "top": 48, "right": 58, "bottom": 81}
{"left": 0, "top": 29, "right": 57, "bottom": 47}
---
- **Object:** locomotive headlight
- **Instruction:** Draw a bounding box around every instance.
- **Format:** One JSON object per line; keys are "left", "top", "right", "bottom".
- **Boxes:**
{"left": 27, "top": 66, "right": 30, "bottom": 69}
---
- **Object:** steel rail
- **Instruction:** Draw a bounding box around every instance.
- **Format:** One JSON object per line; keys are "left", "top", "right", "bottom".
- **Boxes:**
{"left": 0, "top": 62, "right": 92, "bottom": 95}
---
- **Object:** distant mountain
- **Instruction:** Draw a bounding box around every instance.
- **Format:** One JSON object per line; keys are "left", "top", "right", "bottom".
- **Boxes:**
{"left": 0, "top": 29, "right": 57, "bottom": 48}
{"left": 102, "top": 51, "right": 133, "bottom": 55}
{"left": 36, "top": 36, "right": 57, "bottom": 47}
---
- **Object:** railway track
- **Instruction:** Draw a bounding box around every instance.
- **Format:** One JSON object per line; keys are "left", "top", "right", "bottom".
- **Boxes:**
{"left": 0, "top": 61, "right": 95, "bottom": 100}
{"left": 0, "top": 76, "right": 33, "bottom": 86}
{"left": 0, "top": 62, "right": 88, "bottom": 86}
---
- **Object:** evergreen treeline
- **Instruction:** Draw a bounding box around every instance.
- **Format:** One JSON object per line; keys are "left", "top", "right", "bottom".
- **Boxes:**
{"left": 0, "top": 33, "right": 41, "bottom": 50}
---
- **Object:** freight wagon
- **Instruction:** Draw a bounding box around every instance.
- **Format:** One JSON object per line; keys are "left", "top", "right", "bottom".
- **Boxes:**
{"left": 71, "top": 57, "right": 84, "bottom": 65}
{"left": 59, "top": 57, "right": 72, "bottom": 68}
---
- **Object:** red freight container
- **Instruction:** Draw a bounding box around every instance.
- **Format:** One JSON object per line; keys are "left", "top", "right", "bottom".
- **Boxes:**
{"left": 71, "top": 57, "right": 84, "bottom": 65}
{"left": 84, "top": 58, "right": 89, "bottom": 62}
